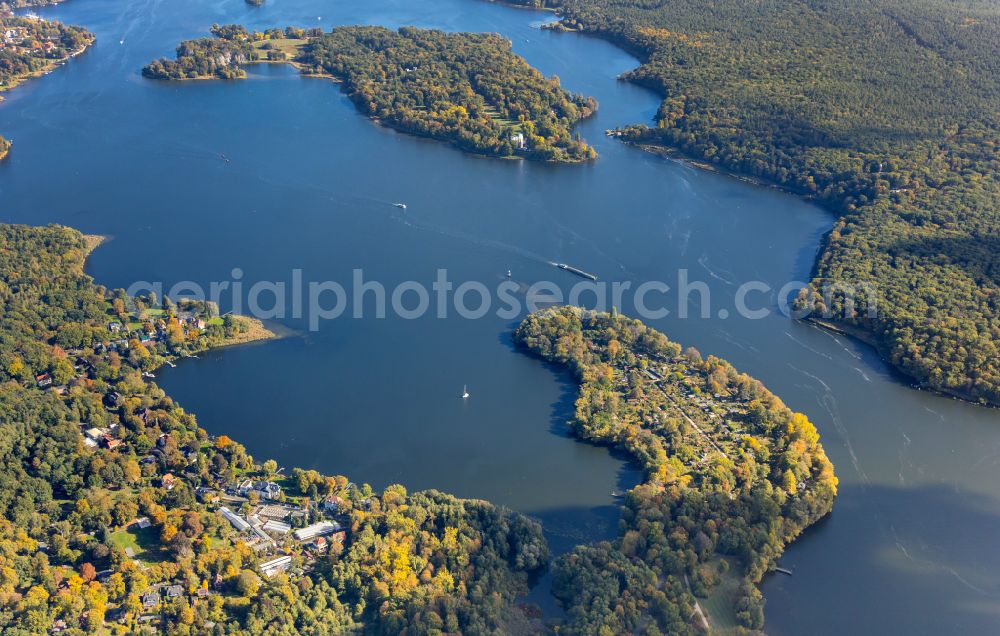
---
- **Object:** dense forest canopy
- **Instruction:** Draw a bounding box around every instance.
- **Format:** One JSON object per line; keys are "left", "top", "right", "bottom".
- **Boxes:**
{"left": 516, "top": 306, "right": 837, "bottom": 634}
{"left": 0, "top": 223, "right": 548, "bottom": 634}
{"left": 143, "top": 24, "right": 598, "bottom": 162}
{"left": 502, "top": 0, "right": 1000, "bottom": 405}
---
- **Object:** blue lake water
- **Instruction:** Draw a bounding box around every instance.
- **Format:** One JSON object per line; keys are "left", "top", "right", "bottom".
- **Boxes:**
{"left": 2, "top": 0, "right": 999, "bottom": 632}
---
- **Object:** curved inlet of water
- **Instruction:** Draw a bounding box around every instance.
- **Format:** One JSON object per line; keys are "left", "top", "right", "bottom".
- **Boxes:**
{"left": 2, "top": 0, "right": 999, "bottom": 633}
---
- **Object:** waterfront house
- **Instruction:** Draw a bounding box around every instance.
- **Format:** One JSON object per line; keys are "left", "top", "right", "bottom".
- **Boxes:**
{"left": 323, "top": 495, "right": 346, "bottom": 514}
{"left": 254, "top": 481, "right": 282, "bottom": 500}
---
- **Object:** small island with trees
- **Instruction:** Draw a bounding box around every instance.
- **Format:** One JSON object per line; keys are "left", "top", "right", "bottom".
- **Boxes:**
{"left": 142, "top": 24, "right": 598, "bottom": 162}
{"left": 516, "top": 306, "right": 838, "bottom": 634}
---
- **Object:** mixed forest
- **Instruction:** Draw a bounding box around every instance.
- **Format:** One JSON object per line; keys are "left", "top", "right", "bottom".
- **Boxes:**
{"left": 502, "top": 0, "right": 1000, "bottom": 405}
{"left": 0, "top": 223, "right": 548, "bottom": 634}
{"left": 516, "top": 306, "right": 837, "bottom": 634}
{"left": 143, "top": 24, "right": 597, "bottom": 162}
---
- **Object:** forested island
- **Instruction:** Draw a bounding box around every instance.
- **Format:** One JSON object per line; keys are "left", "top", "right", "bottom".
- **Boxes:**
{"left": 498, "top": 0, "right": 1000, "bottom": 406}
{"left": 0, "top": 14, "right": 94, "bottom": 159}
{"left": 516, "top": 306, "right": 837, "bottom": 634}
{"left": 0, "top": 223, "right": 548, "bottom": 634}
{"left": 143, "top": 24, "right": 597, "bottom": 162}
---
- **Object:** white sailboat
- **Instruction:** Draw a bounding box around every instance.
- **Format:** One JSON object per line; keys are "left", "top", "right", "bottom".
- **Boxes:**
{"left": 462, "top": 384, "right": 470, "bottom": 399}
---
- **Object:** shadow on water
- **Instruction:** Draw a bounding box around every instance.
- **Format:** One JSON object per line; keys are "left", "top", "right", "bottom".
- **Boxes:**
{"left": 496, "top": 328, "right": 642, "bottom": 487}
{"left": 12, "top": 0, "right": 1000, "bottom": 633}
{"left": 502, "top": 329, "right": 644, "bottom": 618}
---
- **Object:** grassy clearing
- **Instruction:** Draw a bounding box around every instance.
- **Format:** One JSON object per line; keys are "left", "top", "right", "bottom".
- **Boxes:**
{"left": 482, "top": 105, "right": 522, "bottom": 132}
{"left": 253, "top": 37, "right": 308, "bottom": 59}
{"left": 109, "top": 526, "right": 165, "bottom": 563}
{"left": 699, "top": 558, "right": 744, "bottom": 635}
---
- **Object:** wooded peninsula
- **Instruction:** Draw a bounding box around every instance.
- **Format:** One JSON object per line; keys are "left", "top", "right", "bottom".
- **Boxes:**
{"left": 516, "top": 306, "right": 837, "bottom": 634}
{"left": 143, "top": 24, "right": 598, "bottom": 163}
{"left": 501, "top": 0, "right": 1000, "bottom": 406}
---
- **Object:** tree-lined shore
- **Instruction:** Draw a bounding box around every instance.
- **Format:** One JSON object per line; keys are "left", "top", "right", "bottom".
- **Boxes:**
{"left": 516, "top": 306, "right": 836, "bottom": 633}
{"left": 0, "top": 223, "right": 549, "bottom": 633}
{"left": 499, "top": 0, "right": 1000, "bottom": 406}
{"left": 0, "top": 13, "right": 95, "bottom": 160}
{"left": 143, "top": 24, "right": 598, "bottom": 163}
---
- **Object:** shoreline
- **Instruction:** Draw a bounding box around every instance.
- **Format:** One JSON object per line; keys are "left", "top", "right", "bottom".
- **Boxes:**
{"left": 144, "top": 29, "right": 598, "bottom": 164}
{"left": 0, "top": 31, "right": 96, "bottom": 159}
{"left": 807, "top": 316, "right": 994, "bottom": 408}
{"left": 501, "top": 2, "right": 999, "bottom": 409}
{"left": 627, "top": 140, "right": 812, "bottom": 199}
{"left": 161, "top": 67, "right": 597, "bottom": 164}
{"left": 81, "top": 230, "right": 282, "bottom": 360}
{"left": 0, "top": 38, "right": 95, "bottom": 95}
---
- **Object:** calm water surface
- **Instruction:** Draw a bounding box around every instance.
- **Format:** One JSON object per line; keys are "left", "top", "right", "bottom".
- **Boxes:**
{"left": 2, "top": 0, "right": 998, "bottom": 632}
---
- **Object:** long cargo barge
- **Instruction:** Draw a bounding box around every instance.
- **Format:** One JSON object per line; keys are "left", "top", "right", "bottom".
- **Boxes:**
{"left": 554, "top": 262, "right": 598, "bottom": 281}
